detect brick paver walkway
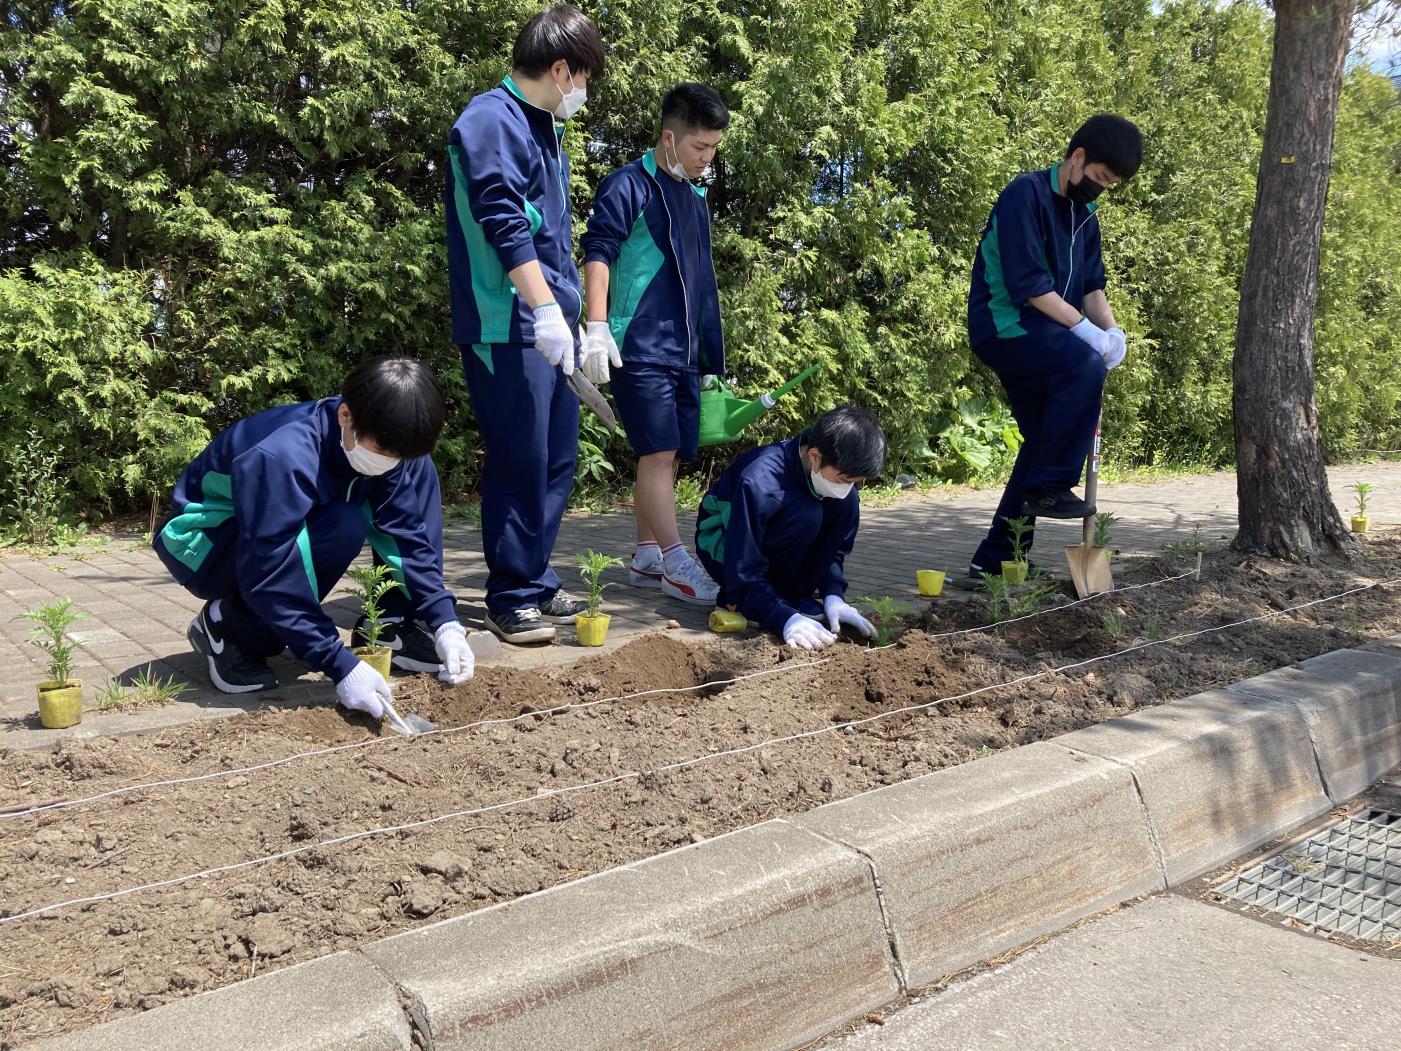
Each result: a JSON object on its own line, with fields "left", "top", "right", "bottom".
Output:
{"left": 4, "top": 462, "right": 1398, "bottom": 749}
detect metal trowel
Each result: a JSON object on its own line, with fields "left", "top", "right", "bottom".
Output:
{"left": 567, "top": 371, "right": 619, "bottom": 431}
{"left": 381, "top": 697, "right": 435, "bottom": 738}
{"left": 1065, "top": 417, "right": 1113, "bottom": 598}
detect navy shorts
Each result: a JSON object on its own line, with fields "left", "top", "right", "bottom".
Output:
{"left": 611, "top": 362, "right": 701, "bottom": 460}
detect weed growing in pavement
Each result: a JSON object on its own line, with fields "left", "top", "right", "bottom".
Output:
{"left": 855, "top": 594, "right": 916, "bottom": 646}
{"left": 96, "top": 666, "right": 188, "bottom": 710}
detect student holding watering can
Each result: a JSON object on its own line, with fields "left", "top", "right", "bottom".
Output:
{"left": 446, "top": 5, "right": 606, "bottom": 645}
{"left": 963, "top": 115, "right": 1141, "bottom": 583}
{"left": 580, "top": 83, "right": 729, "bottom": 607}
{"left": 695, "top": 407, "right": 885, "bottom": 652}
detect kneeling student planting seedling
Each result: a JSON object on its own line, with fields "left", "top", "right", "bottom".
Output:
{"left": 694, "top": 406, "right": 886, "bottom": 652}
{"left": 21, "top": 597, "right": 86, "bottom": 728}
{"left": 152, "top": 358, "right": 475, "bottom": 722}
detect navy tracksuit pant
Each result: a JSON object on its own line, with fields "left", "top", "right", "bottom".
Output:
{"left": 970, "top": 328, "right": 1107, "bottom": 570}
{"left": 175, "top": 502, "right": 412, "bottom": 657}
{"left": 462, "top": 342, "right": 579, "bottom": 614}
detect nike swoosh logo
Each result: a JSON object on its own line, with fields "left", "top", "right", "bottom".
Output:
{"left": 204, "top": 614, "right": 225, "bottom": 655}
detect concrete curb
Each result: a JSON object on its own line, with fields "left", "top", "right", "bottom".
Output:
{"left": 26, "top": 635, "right": 1401, "bottom": 1051}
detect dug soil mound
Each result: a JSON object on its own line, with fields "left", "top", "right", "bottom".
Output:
{"left": 2, "top": 534, "right": 1399, "bottom": 1046}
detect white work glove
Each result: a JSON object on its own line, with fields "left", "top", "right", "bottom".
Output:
{"left": 1069, "top": 317, "right": 1111, "bottom": 358}
{"left": 1101, "top": 326, "right": 1127, "bottom": 370}
{"left": 782, "top": 612, "right": 838, "bottom": 651}
{"left": 336, "top": 660, "right": 392, "bottom": 720}
{"left": 434, "top": 621, "right": 474, "bottom": 685}
{"left": 824, "top": 595, "right": 876, "bottom": 639}
{"left": 532, "top": 302, "right": 575, "bottom": 376}
{"left": 581, "top": 321, "right": 621, "bottom": 386}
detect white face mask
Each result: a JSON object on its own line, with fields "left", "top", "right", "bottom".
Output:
{"left": 553, "top": 67, "right": 587, "bottom": 120}
{"left": 343, "top": 426, "right": 400, "bottom": 477}
{"left": 807, "top": 453, "right": 854, "bottom": 500}
{"left": 663, "top": 134, "right": 687, "bottom": 180}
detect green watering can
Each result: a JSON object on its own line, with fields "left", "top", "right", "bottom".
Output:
{"left": 698, "top": 363, "right": 822, "bottom": 446}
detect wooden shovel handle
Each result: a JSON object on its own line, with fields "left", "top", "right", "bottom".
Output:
{"left": 1082, "top": 416, "right": 1101, "bottom": 548}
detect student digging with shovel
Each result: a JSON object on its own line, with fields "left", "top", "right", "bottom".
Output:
{"left": 961, "top": 114, "right": 1141, "bottom": 585}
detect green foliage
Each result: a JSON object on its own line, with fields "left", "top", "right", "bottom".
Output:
{"left": 1002, "top": 515, "right": 1033, "bottom": 565}
{"left": 0, "top": 0, "right": 1397, "bottom": 530}
{"left": 0, "top": 429, "right": 86, "bottom": 548}
{"left": 1099, "top": 610, "right": 1127, "bottom": 641}
{"left": 854, "top": 594, "right": 915, "bottom": 646}
{"left": 978, "top": 574, "right": 1058, "bottom": 621}
{"left": 1093, "top": 512, "right": 1117, "bottom": 549}
{"left": 342, "top": 564, "right": 406, "bottom": 650}
{"left": 1350, "top": 482, "right": 1374, "bottom": 516}
{"left": 1161, "top": 524, "right": 1210, "bottom": 558}
{"left": 575, "top": 550, "right": 625, "bottom": 616}
{"left": 20, "top": 598, "right": 85, "bottom": 685}
{"left": 96, "top": 666, "right": 188, "bottom": 710}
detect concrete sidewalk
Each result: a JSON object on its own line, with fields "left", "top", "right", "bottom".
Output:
{"left": 817, "top": 894, "right": 1401, "bottom": 1050}
{"left": 2, "top": 462, "right": 1397, "bottom": 747}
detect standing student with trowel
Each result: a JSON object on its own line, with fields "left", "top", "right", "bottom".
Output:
{"left": 580, "top": 83, "right": 729, "bottom": 607}
{"left": 446, "top": 4, "right": 606, "bottom": 645}
{"left": 152, "top": 358, "right": 475, "bottom": 720}
{"left": 962, "top": 115, "right": 1141, "bottom": 584}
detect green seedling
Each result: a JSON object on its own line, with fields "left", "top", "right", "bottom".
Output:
{"left": 1093, "top": 511, "right": 1117, "bottom": 549}
{"left": 1161, "top": 524, "right": 1208, "bottom": 558}
{"left": 576, "top": 550, "right": 625, "bottom": 617}
{"left": 20, "top": 598, "right": 86, "bottom": 686}
{"left": 1002, "top": 515, "right": 1033, "bottom": 566}
{"left": 977, "top": 572, "right": 1013, "bottom": 621}
{"left": 854, "top": 595, "right": 916, "bottom": 646}
{"left": 97, "top": 666, "right": 188, "bottom": 710}
{"left": 1351, "top": 482, "right": 1374, "bottom": 517}
{"left": 343, "top": 564, "right": 407, "bottom": 651}
{"left": 1099, "top": 610, "right": 1128, "bottom": 641}
{"left": 1141, "top": 613, "right": 1161, "bottom": 643}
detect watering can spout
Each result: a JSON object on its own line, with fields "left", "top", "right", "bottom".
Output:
{"left": 698, "top": 364, "right": 822, "bottom": 446}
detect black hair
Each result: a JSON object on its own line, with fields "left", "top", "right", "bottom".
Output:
{"left": 1065, "top": 114, "right": 1143, "bottom": 180}
{"left": 661, "top": 83, "right": 730, "bottom": 135}
{"left": 512, "top": 4, "right": 606, "bottom": 80}
{"left": 341, "top": 358, "right": 446, "bottom": 459}
{"left": 804, "top": 406, "right": 887, "bottom": 478}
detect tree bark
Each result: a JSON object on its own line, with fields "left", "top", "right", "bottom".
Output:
{"left": 1232, "top": 0, "right": 1360, "bottom": 561}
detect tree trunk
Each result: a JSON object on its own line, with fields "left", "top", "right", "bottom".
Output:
{"left": 1232, "top": 0, "right": 1359, "bottom": 561}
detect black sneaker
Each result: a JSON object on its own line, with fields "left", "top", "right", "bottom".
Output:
{"left": 1022, "top": 490, "right": 1095, "bottom": 519}
{"left": 351, "top": 616, "right": 441, "bottom": 674}
{"left": 537, "top": 590, "right": 587, "bottom": 624}
{"left": 187, "top": 602, "right": 278, "bottom": 694}
{"left": 484, "top": 607, "right": 556, "bottom": 644}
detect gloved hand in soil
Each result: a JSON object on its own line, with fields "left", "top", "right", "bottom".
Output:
{"left": 434, "top": 621, "right": 474, "bottom": 685}
{"left": 823, "top": 595, "right": 876, "bottom": 639}
{"left": 783, "top": 612, "right": 837, "bottom": 651}
{"left": 1101, "top": 326, "right": 1127, "bottom": 370}
{"left": 581, "top": 321, "right": 621, "bottom": 385}
{"left": 336, "top": 661, "right": 392, "bottom": 720}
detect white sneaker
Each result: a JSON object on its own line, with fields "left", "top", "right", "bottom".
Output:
{"left": 661, "top": 557, "right": 720, "bottom": 606}
{"left": 629, "top": 552, "right": 664, "bottom": 589}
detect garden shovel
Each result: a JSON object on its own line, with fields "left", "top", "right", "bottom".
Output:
{"left": 1065, "top": 417, "right": 1113, "bottom": 598}
{"left": 380, "top": 697, "right": 435, "bottom": 738}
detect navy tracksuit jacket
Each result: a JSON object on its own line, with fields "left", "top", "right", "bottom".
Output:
{"left": 153, "top": 398, "right": 456, "bottom": 683}
{"left": 447, "top": 76, "right": 581, "bottom": 613}
{"left": 694, "top": 438, "right": 859, "bottom": 635}
{"left": 966, "top": 162, "right": 1111, "bottom": 569}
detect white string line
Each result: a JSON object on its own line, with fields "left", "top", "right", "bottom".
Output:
{"left": 4, "top": 575, "right": 1386, "bottom": 927}
{"left": 1, "top": 570, "right": 1197, "bottom": 822}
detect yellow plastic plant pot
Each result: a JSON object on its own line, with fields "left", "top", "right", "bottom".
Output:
{"left": 1352, "top": 515, "right": 1370, "bottom": 534}
{"left": 575, "top": 613, "right": 611, "bottom": 647}
{"left": 37, "top": 680, "right": 83, "bottom": 729}
{"left": 1000, "top": 561, "right": 1028, "bottom": 586}
{"left": 916, "top": 570, "right": 945, "bottom": 597}
{"left": 353, "top": 647, "right": 393, "bottom": 680}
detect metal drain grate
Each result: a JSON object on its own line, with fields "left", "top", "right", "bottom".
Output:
{"left": 1214, "top": 809, "right": 1401, "bottom": 942}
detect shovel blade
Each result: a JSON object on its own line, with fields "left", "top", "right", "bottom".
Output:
{"left": 1065, "top": 543, "right": 1113, "bottom": 598}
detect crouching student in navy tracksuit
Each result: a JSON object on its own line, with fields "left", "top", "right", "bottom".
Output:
{"left": 580, "top": 83, "right": 728, "bottom": 608}
{"left": 153, "top": 359, "right": 475, "bottom": 721}
{"left": 695, "top": 407, "right": 886, "bottom": 652}
{"left": 965, "top": 114, "right": 1142, "bottom": 581}
{"left": 446, "top": 5, "right": 606, "bottom": 646}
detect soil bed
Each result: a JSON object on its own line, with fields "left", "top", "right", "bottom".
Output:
{"left": 2, "top": 536, "right": 1400, "bottom": 1046}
